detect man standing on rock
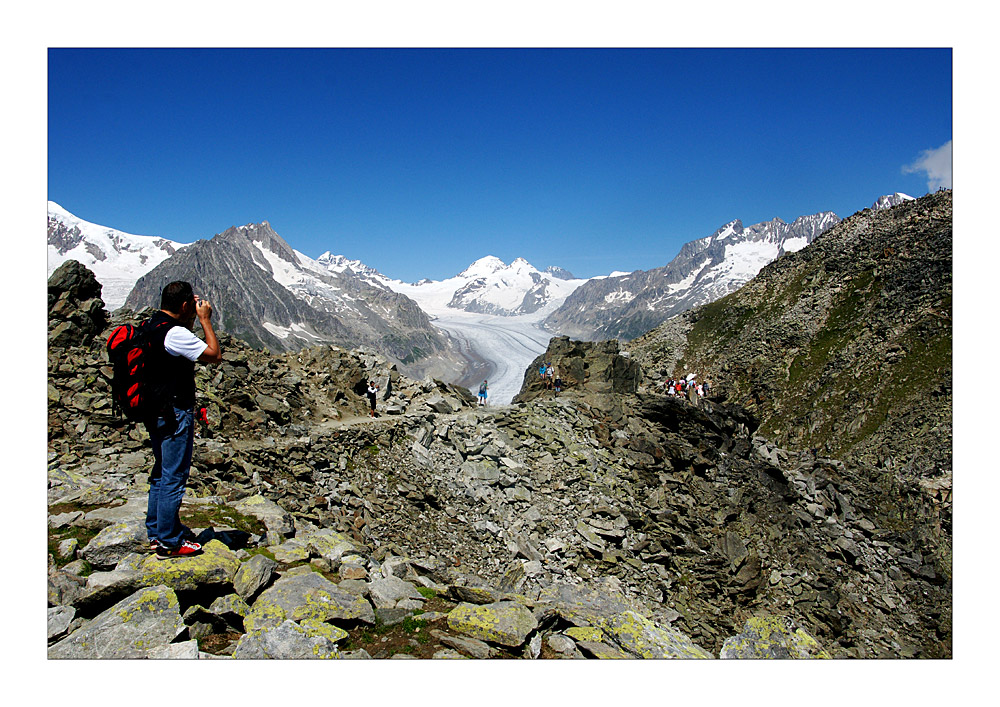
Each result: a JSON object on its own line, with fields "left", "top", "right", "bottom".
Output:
{"left": 145, "top": 281, "right": 222, "bottom": 560}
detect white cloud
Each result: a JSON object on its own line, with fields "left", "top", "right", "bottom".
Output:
{"left": 903, "top": 140, "right": 953, "bottom": 191}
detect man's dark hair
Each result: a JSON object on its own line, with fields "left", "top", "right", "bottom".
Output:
{"left": 160, "top": 281, "right": 195, "bottom": 313}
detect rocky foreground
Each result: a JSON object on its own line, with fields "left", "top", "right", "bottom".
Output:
{"left": 46, "top": 262, "right": 951, "bottom": 659}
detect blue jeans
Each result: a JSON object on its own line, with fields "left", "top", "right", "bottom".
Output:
{"left": 145, "top": 407, "right": 194, "bottom": 548}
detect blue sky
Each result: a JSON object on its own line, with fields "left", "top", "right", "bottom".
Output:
{"left": 48, "top": 48, "right": 952, "bottom": 282}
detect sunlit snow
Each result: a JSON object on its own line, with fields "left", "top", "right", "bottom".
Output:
{"left": 47, "top": 202, "right": 187, "bottom": 309}
{"left": 385, "top": 258, "right": 589, "bottom": 404}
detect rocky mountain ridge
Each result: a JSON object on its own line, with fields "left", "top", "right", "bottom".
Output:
{"left": 46, "top": 262, "right": 951, "bottom": 659}
{"left": 122, "top": 221, "right": 464, "bottom": 381}
{"left": 543, "top": 210, "right": 841, "bottom": 341}
{"left": 627, "top": 190, "right": 952, "bottom": 474}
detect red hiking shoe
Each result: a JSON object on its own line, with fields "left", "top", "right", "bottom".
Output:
{"left": 156, "top": 539, "right": 203, "bottom": 560}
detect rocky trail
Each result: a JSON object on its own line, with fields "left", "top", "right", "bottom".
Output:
{"left": 45, "top": 260, "right": 951, "bottom": 660}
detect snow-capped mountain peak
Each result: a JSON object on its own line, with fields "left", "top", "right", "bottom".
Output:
{"left": 873, "top": 193, "right": 916, "bottom": 210}
{"left": 384, "top": 256, "right": 588, "bottom": 319}
{"left": 316, "top": 251, "right": 384, "bottom": 280}
{"left": 47, "top": 202, "right": 189, "bottom": 309}
{"left": 458, "top": 255, "right": 508, "bottom": 279}
{"left": 543, "top": 207, "right": 844, "bottom": 341}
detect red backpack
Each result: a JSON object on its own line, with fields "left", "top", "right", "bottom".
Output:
{"left": 106, "top": 319, "right": 176, "bottom": 422}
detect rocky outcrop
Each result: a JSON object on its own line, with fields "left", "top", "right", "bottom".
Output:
{"left": 513, "top": 336, "right": 640, "bottom": 405}
{"left": 48, "top": 260, "right": 109, "bottom": 348}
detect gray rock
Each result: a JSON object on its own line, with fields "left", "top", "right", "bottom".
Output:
{"left": 244, "top": 571, "right": 376, "bottom": 630}
{"left": 432, "top": 648, "right": 468, "bottom": 659}
{"left": 56, "top": 538, "right": 79, "bottom": 561}
{"left": 80, "top": 518, "right": 148, "bottom": 569}
{"left": 48, "top": 585, "right": 186, "bottom": 659}
{"left": 447, "top": 601, "right": 538, "bottom": 647}
{"left": 368, "top": 575, "right": 423, "bottom": 609}
{"left": 342, "top": 648, "right": 373, "bottom": 659}
{"left": 49, "top": 511, "right": 84, "bottom": 529}
{"left": 80, "top": 495, "right": 149, "bottom": 528}
{"left": 232, "top": 620, "right": 341, "bottom": 659}
{"left": 61, "top": 558, "right": 88, "bottom": 576}
{"left": 271, "top": 539, "right": 310, "bottom": 564}
{"left": 48, "top": 569, "right": 86, "bottom": 607}
{"left": 136, "top": 540, "right": 241, "bottom": 592}
{"left": 232, "top": 494, "right": 295, "bottom": 537}
{"left": 437, "top": 632, "right": 495, "bottom": 658}
{"left": 75, "top": 567, "right": 143, "bottom": 611}
{"left": 374, "top": 607, "right": 414, "bottom": 626}
{"left": 546, "top": 633, "right": 577, "bottom": 654}
{"left": 183, "top": 604, "right": 224, "bottom": 640}
{"left": 147, "top": 640, "right": 200, "bottom": 659}
{"left": 209, "top": 593, "right": 251, "bottom": 629}
{"left": 720, "top": 616, "right": 831, "bottom": 659}
{"left": 425, "top": 395, "right": 457, "bottom": 414}
{"left": 47, "top": 606, "right": 76, "bottom": 641}
{"left": 234, "top": 553, "right": 279, "bottom": 602}
{"left": 461, "top": 461, "right": 501, "bottom": 486}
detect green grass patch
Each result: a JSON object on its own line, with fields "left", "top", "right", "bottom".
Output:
{"left": 47, "top": 525, "right": 101, "bottom": 569}
{"left": 179, "top": 504, "right": 267, "bottom": 536}
{"left": 245, "top": 547, "right": 277, "bottom": 562}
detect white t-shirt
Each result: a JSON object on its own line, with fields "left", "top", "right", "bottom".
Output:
{"left": 164, "top": 326, "right": 208, "bottom": 362}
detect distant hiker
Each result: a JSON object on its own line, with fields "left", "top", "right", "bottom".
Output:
{"left": 478, "top": 380, "right": 489, "bottom": 406}
{"left": 144, "top": 281, "right": 221, "bottom": 560}
{"left": 554, "top": 376, "right": 562, "bottom": 394}
{"left": 367, "top": 381, "right": 379, "bottom": 417}
{"left": 544, "top": 362, "right": 554, "bottom": 389}
{"left": 539, "top": 363, "right": 547, "bottom": 383}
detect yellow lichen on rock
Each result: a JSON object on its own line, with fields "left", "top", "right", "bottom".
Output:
{"left": 446, "top": 601, "right": 537, "bottom": 647}
{"left": 719, "top": 616, "right": 831, "bottom": 659}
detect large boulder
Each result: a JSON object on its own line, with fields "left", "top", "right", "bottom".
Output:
{"left": 513, "top": 336, "right": 641, "bottom": 403}
{"left": 47, "top": 260, "right": 108, "bottom": 347}
{"left": 537, "top": 580, "right": 711, "bottom": 659}
{"left": 243, "top": 571, "right": 376, "bottom": 631}
{"left": 48, "top": 585, "right": 185, "bottom": 659}
{"left": 80, "top": 518, "right": 148, "bottom": 569}
{"left": 232, "top": 619, "right": 341, "bottom": 659}
{"left": 446, "top": 600, "right": 538, "bottom": 647}
{"left": 719, "top": 616, "right": 831, "bottom": 659}
{"left": 137, "top": 540, "right": 241, "bottom": 591}
{"left": 48, "top": 259, "right": 103, "bottom": 304}
{"left": 234, "top": 553, "right": 279, "bottom": 602}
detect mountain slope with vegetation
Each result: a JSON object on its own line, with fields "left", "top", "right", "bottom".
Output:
{"left": 629, "top": 190, "right": 951, "bottom": 474}
{"left": 627, "top": 191, "right": 952, "bottom": 592}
